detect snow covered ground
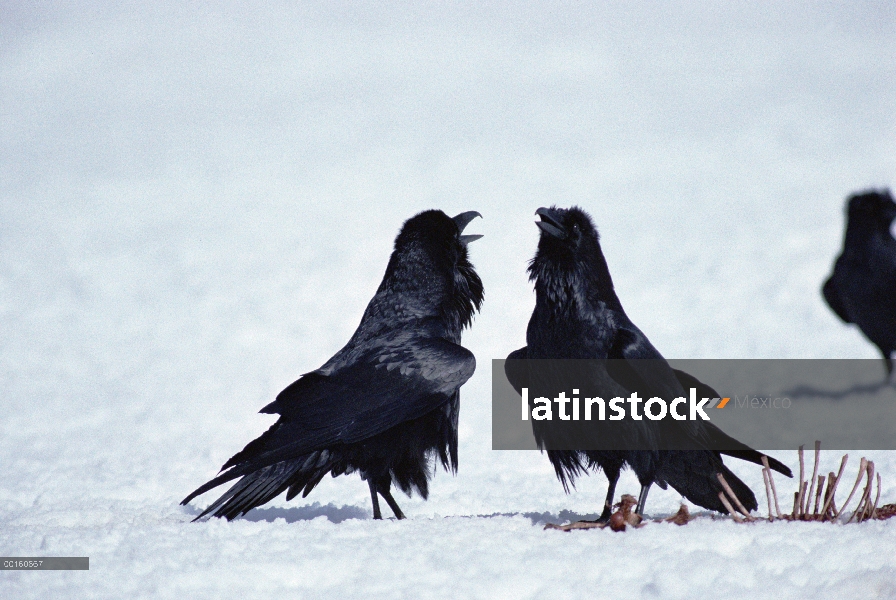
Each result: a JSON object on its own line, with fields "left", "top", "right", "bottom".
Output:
{"left": 2, "top": 2, "right": 895, "bottom": 598}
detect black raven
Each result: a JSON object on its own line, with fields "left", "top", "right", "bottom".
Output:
{"left": 182, "top": 210, "right": 483, "bottom": 520}
{"left": 506, "top": 206, "right": 791, "bottom": 520}
{"left": 823, "top": 190, "right": 896, "bottom": 376}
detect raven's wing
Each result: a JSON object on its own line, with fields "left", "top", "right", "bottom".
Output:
{"left": 606, "top": 323, "right": 687, "bottom": 400}
{"left": 505, "top": 344, "right": 655, "bottom": 452}
{"left": 605, "top": 323, "right": 763, "bottom": 511}
{"left": 605, "top": 324, "right": 787, "bottom": 470}
{"left": 183, "top": 336, "right": 474, "bottom": 506}
{"left": 504, "top": 346, "right": 528, "bottom": 394}
{"left": 216, "top": 335, "right": 474, "bottom": 478}
{"left": 605, "top": 323, "right": 718, "bottom": 451}
{"left": 822, "top": 275, "right": 851, "bottom": 323}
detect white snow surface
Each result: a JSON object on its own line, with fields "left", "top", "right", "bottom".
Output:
{"left": 2, "top": 2, "right": 896, "bottom": 598}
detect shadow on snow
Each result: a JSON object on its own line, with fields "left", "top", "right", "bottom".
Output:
{"left": 182, "top": 503, "right": 702, "bottom": 525}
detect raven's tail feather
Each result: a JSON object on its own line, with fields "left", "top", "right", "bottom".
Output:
{"left": 180, "top": 468, "right": 245, "bottom": 507}
{"left": 546, "top": 450, "right": 588, "bottom": 493}
{"left": 704, "top": 422, "right": 793, "bottom": 477}
{"left": 184, "top": 450, "right": 335, "bottom": 521}
{"left": 661, "top": 451, "right": 758, "bottom": 514}
{"left": 673, "top": 370, "right": 794, "bottom": 479}
{"left": 720, "top": 448, "right": 791, "bottom": 478}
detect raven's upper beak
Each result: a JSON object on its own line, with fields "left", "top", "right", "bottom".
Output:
{"left": 535, "top": 207, "right": 566, "bottom": 239}
{"left": 453, "top": 211, "right": 483, "bottom": 244}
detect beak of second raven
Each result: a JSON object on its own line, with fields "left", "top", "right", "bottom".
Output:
{"left": 535, "top": 207, "right": 566, "bottom": 239}
{"left": 453, "top": 211, "right": 483, "bottom": 244}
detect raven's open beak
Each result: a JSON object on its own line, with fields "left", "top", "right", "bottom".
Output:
{"left": 535, "top": 207, "right": 566, "bottom": 239}
{"left": 453, "top": 211, "right": 483, "bottom": 244}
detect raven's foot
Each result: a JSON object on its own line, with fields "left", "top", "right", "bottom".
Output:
{"left": 379, "top": 487, "right": 406, "bottom": 520}
{"left": 368, "top": 478, "right": 406, "bottom": 520}
{"left": 544, "top": 520, "right": 606, "bottom": 531}
{"left": 545, "top": 494, "right": 644, "bottom": 532}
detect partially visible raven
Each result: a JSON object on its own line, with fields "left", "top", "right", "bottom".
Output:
{"left": 823, "top": 190, "right": 896, "bottom": 376}
{"left": 506, "top": 206, "right": 791, "bottom": 520}
{"left": 182, "top": 210, "right": 483, "bottom": 520}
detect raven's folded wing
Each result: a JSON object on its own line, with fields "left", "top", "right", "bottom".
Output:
{"left": 606, "top": 324, "right": 684, "bottom": 400}
{"left": 503, "top": 346, "right": 529, "bottom": 394}
{"left": 606, "top": 323, "right": 716, "bottom": 451}
{"left": 505, "top": 343, "right": 658, "bottom": 452}
{"left": 822, "top": 276, "right": 851, "bottom": 323}
{"left": 218, "top": 335, "right": 475, "bottom": 474}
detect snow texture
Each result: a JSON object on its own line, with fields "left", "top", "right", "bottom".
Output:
{"left": 2, "top": 2, "right": 895, "bottom": 598}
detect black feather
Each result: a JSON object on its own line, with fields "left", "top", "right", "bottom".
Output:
{"left": 822, "top": 190, "right": 896, "bottom": 376}
{"left": 182, "top": 209, "right": 483, "bottom": 520}
{"left": 506, "top": 205, "right": 791, "bottom": 519}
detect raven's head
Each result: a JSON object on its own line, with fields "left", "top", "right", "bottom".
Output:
{"left": 528, "top": 206, "right": 621, "bottom": 309}
{"left": 534, "top": 206, "right": 600, "bottom": 254}
{"left": 383, "top": 209, "right": 484, "bottom": 331}
{"left": 846, "top": 189, "right": 896, "bottom": 233}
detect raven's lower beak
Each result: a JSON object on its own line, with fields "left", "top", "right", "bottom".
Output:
{"left": 535, "top": 207, "right": 566, "bottom": 239}
{"left": 453, "top": 211, "right": 483, "bottom": 244}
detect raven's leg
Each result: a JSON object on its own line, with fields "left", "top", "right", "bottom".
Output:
{"left": 368, "top": 480, "right": 382, "bottom": 520}
{"left": 874, "top": 345, "right": 894, "bottom": 378}
{"left": 597, "top": 458, "right": 624, "bottom": 521}
{"left": 543, "top": 471, "right": 621, "bottom": 531}
{"left": 378, "top": 483, "right": 406, "bottom": 520}
{"left": 598, "top": 474, "right": 619, "bottom": 522}
{"left": 635, "top": 483, "right": 651, "bottom": 516}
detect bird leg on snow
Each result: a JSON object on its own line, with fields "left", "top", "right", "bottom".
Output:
{"left": 367, "top": 479, "right": 406, "bottom": 520}
{"left": 542, "top": 480, "right": 623, "bottom": 530}
{"left": 881, "top": 350, "right": 893, "bottom": 379}
{"left": 544, "top": 495, "right": 642, "bottom": 532}
{"left": 368, "top": 480, "right": 383, "bottom": 520}
{"left": 379, "top": 485, "right": 406, "bottom": 520}
{"left": 598, "top": 477, "right": 619, "bottom": 522}
{"left": 635, "top": 484, "right": 651, "bottom": 516}
{"left": 549, "top": 477, "right": 618, "bottom": 526}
